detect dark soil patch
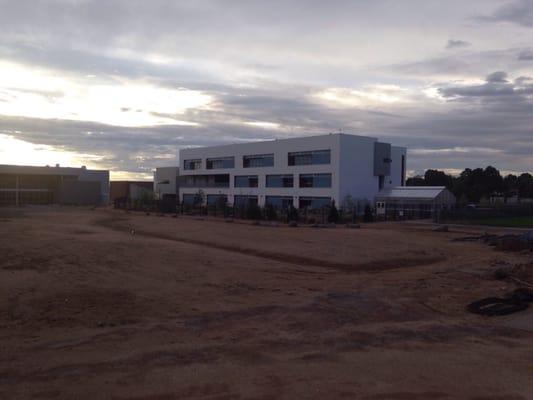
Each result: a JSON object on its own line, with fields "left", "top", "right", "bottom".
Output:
{"left": 95, "top": 214, "right": 445, "bottom": 273}
{"left": 1, "top": 255, "right": 52, "bottom": 272}
{"left": 21, "top": 288, "right": 147, "bottom": 328}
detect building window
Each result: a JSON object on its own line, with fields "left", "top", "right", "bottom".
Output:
{"left": 266, "top": 174, "right": 293, "bottom": 188}
{"left": 207, "top": 194, "right": 227, "bottom": 206}
{"left": 243, "top": 154, "right": 274, "bottom": 168}
{"left": 179, "top": 174, "right": 230, "bottom": 188}
{"left": 184, "top": 159, "right": 201, "bottom": 170}
{"left": 234, "top": 195, "right": 258, "bottom": 208}
{"left": 206, "top": 156, "right": 234, "bottom": 169}
{"left": 288, "top": 149, "right": 330, "bottom": 166}
{"left": 299, "top": 197, "right": 331, "bottom": 209}
{"left": 299, "top": 173, "right": 332, "bottom": 188}
{"left": 234, "top": 175, "right": 258, "bottom": 188}
{"left": 265, "top": 196, "right": 293, "bottom": 209}
{"left": 182, "top": 193, "right": 197, "bottom": 205}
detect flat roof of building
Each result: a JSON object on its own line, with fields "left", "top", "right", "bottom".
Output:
{"left": 180, "top": 133, "right": 406, "bottom": 152}
{"left": 0, "top": 164, "right": 108, "bottom": 176}
{"left": 376, "top": 186, "right": 448, "bottom": 200}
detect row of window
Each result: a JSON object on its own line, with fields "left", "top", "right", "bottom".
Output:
{"left": 179, "top": 174, "right": 229, "bottom": 188}
{"left": 182, "top": 193, "right": 331, "bottom": 209}
{"left": 183, "top": 149, "right": 331, "bottom": 170}
{"left": 234, "top": 173, "right": 331, "bottom": 188}
{"left": 179, "top": 173, "right": 331, "bottom": 188}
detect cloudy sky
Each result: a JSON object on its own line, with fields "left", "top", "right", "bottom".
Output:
{"left": 0, "top": 0, "right": 532, "bottom": 179}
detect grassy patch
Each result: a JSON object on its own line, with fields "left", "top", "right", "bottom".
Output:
{"left": 452, "top": 216, "right": 533, "bottom": 228}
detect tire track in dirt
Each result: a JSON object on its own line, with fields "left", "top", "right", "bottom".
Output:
{"left": 94, "top": 213, "right": 445, "bottom": 274}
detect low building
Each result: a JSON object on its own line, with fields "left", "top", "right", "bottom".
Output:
{"left": 178, "top": 133, "right": 406, "bottom": 209}
{"left": 109, "top": 181, "right": 153, "bottom": 203}
{"left": 375, "top": 186, "right": 456, "bottom": 219}
{"left": 0, "top": 164, "right": 109, "bottom": 206}
{"left": 153, "top": 167, "right": 179, "bottom": 201}
{"left": 489, "top": 193, "right": 520, "bottom": 205}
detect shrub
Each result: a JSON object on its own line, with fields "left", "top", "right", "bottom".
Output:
{"left": 364, "top": 205, "right": 374, "bottom": 222}
{"left": 287, "top": 205, "right": 299, "bottom": 222}
{"left": 265, "top": 205, "right": 277, "bottom": 221}
{"left": 246, "top": 203, "right": 262, "bottom": 220}
{"left": 328, "top": 200, "right": 339, "bottom": 224}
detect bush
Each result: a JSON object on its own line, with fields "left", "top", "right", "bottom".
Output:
{"left": 328, "top": 200, "right": 339, "bottom": 224}
{"left": 216, "top": 195, "right": 227, "bottom": 211}
{"left": 265, "top": 205, "right": 277, "bottom": 221}
{"left": 193, "top": 190, "right": 205, "bottom": 207}
{"left": 287, "top": 205, "right": 299, "bottom": 222}
{"left": 246, "top": 203, "right": 262, "bottom": 220}
{"left": 364, "top": 205, "right": 374, "bottom": 222}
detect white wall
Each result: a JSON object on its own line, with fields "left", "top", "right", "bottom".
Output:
{"left": 179, "top": 134, "right": 340, "bottom": 207}
{"left": 154, "top": 167, "right": 179, "bottom": 199}
{"left": 338, "top": 137, "right": 407, "bottom": 208}
{"left": 338, "top": 134, "right": 379, "bottom": 206}
{"left": 179, "top": 133, "right": 406, "bottom": 208}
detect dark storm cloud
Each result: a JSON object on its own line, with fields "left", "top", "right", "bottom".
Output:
{"left": 0, "top": 78, "right": 410, "bottom": 174}
{"left": 387, "top": 108, "right": 533, "bottom": 173}
{"left": 3, "top": 67, "right": 532, "bottom": 176}
{"left": 446, "top": 39, "right": 471, "bottom": 49}
{"left": 515, "top": 76, "right": 533, "bottom": 85}
{"left": 518, "top": 50, "right": 533, "bottom": 60}
{"left": 387, "top": 48, "right": 533, "bottom": 80}
{"left": 0, "top": 42, "right": 219, "bottom": 87}
{"left": 438, "top": 71, "right": 533, "bottom": 99}
{"left": 486, "top": 71, "right": 508, "bottom": 83}
{"left": 0, "top": 0, "right": 531, "bottom": 176}
{"left": 483, "top": 0, "right": 533, "bottom": 27}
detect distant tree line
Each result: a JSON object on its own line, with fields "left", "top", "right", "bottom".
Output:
{"left": 406, "top": 166, "right": 533, "bottom": 204}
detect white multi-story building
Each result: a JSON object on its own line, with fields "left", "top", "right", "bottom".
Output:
{"left": 178, "top": 133, "right": 406, "bottom": 209}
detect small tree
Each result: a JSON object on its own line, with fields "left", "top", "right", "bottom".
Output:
{"left": 193, "top": 189, "right": 205, "bottom": 207}
{"left": 246, "top": 202, "right": 262, "bottom": 220}
{"left": 216, "top": 195, "right": 227, "bottom": 216}
{"left": 328, "top": 200, "right": 339, "bottom": 224}
{"left": 363, "top": 204, "right": 374, "bottom": 222}
{"left": 138, "top": 189, "right": 153, "bottom": 211}
{"left": 265, "top": 205, "right": 277, "bottom": 221}
{"left": 342, "top": 195, "right": 356, "bottom": 223}
{"left": 287, "top": 204, "right": 299, "bottom": 222}
{"left": 191, "top": 189, "right": 205, "bottom": 214}
{"left": 237, "top": 203, "right": 246, "bottom": 219}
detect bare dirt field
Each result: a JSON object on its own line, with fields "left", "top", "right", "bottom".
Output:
{"left": 1, "top": 207, "right": 533, "bottom": 400}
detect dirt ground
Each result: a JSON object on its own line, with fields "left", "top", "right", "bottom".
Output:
{"left": 1, "top": 207, "right": 533, "bottom": 400}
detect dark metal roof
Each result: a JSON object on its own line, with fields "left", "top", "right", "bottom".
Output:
{"left": 376, "top": 186, "right": 448, "bottom": 200}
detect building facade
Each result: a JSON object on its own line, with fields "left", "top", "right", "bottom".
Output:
{"left": 110, "top": 181, "right": 154, "bottom": 203}
{"left": 178, "top": 134, "right": 406, "bottom": 209}
{"left": 153, "top": 167, "right": 179, "bottom": 200}
{"left": 0, "top": 164, "right": 109, "bottom": 206}
{"left": 375, "top": 186, "right": 456, "bottom": 219}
